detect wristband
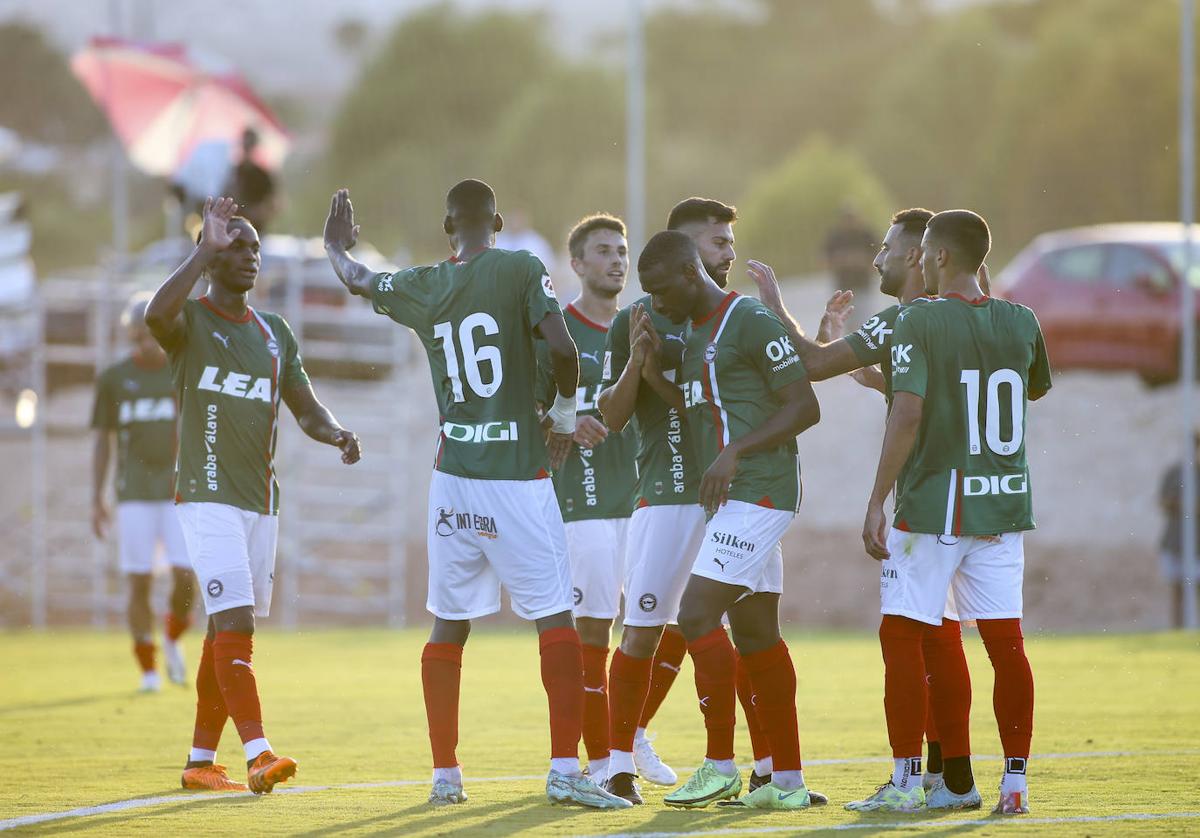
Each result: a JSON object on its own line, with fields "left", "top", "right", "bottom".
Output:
{"left": 545, "top": 392, "right": 577, "bottom": 435}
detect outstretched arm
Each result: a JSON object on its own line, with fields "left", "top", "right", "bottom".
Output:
{"left": 747, "top": 260, "right": 865, "bottom": 382}
{"left": 145, "top": 197, "right": 240, "bottom": 348}
{"left": 282, "top": 382, "right": 361, "bottom": 464}
{"left": 323, "top": 188, "right": 378, "bottom": 297}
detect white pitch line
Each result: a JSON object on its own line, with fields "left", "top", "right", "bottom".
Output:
{"left": 579, "top": 811, "right": 1200, "bottom": 838}
{"left": 2, "top": 750, "right": 1198, "bottom": 832}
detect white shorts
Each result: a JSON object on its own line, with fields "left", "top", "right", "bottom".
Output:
{"left": 881, "top": 528, "right": 1025, "bottom": 626}
{"left": 566, "top": 518, "right": 628, "bottom": 620}
{"left": 176, "top": 502, "right": 279, "bottom": 617}
{"left": 116, "top": 501, "right": 190, "bottom": 574}
{"left": 427, "top": 471, "right": 574, "bottom": 621}
{"left": 689, "top": 500, "right": 788, "bottom": 595}
{"left": 624, "top": 504, "right": 707, "bottom": 627}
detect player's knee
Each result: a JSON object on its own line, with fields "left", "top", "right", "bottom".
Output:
{"left": 976, "top": 618, "right": 1023, "bottom": 643}
{"left": 576, "top": 617, "right": 612, "bottom": 648}
{"left": 729, "top": 624, "right": 779, "bottom": 655}
{"left": 430, "top": 618, "right": 471, "bottom": 646}
{"left": 211, "top": 606, "right": 255, "bottom": 636}
{"left": 676, "top": 600, "right": 720, "bottom": 642}
{"left": 620, "top": 625, "right": 663, "bottom": 658}
{"left": 127, "top": 573, "right": 152, "bottom": 601}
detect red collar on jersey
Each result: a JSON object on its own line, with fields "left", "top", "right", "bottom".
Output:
{"left": 693, "top": 291, "right": 738, "bottom": 327}
{"left": 199, "top": 295, "right": 253, "bottom": 323}
{"left": 566, "top": 303, "right": 609, "bottom": 333}
{"left": 943, "top": 292, "right": 990, "bottom": 306}
{"left": 449, "top": 245, "right": 490, "bottom": 264}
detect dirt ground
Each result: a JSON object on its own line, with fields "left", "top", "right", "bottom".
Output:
{"left": 0, "top": 279, "right": 1184, "bottom": 630}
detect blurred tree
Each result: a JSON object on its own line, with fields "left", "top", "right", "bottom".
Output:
{"left": 0, "top": 23, "right": 105, "bottom": 144}
{"left": 735, "top": 136, "right": 894, "bottom": 277}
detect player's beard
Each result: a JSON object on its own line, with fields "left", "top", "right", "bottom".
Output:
{"left": 705, "top": 261, "right": 732, "bottom": 289}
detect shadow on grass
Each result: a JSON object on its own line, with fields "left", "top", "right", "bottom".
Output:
{"left": 0, "top": 691, "right": 145, "bottom": 716}
{"left": 8, "top": 791, "right": 269, "bottom": 836}
{"left": 288, "top": 792, "right": 564, "bottom": 837}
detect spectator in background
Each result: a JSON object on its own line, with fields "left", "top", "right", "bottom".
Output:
{"left": 1159, "top": 433, "right": 1200, "bottom": 628}
{"left": 495, "top": 208, "right": 556, "bottom": 275}
{"left": 823, "top": 206, "right": 877, "bottom": 300}
{"left": 225, "top": 127, "right": 277, "bottom": 233}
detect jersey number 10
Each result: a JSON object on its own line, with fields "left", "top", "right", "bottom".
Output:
{"left": 960, "top": 368, "right": 1023, "bottom": 456}
{"left": 434, "top": 313, "right": 503, "bottom": 402}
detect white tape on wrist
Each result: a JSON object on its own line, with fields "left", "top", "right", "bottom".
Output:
{"left": 546, "top": 393, "right": 576, "bottom": 435}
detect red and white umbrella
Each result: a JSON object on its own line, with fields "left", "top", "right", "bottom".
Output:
{"left": 71, "top": 36, "right": 290, "bottom": 177}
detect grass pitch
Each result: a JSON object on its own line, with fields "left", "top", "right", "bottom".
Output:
{"left": 0, "top": 628, "right": 1197, "bottom": 836}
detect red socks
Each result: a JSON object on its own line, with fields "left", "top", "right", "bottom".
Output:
{"left": 192, "top": 635, "right": 228, "bottom": 752}
{"left": 978, "top": 618, "right": 1034, "bottom": 759}
{"left": 741, "top": 640, "right": 802, "bottom": 771}
{"left": 735, "top": 650, "right": 773, "bottom": 763}
{"left": 581, "top": 644, "right": 611, "bottom": 762}
{"left": 609, "top": 649, "right": 653, "bottom": 752}
{"left": 688, "top": 628, "right": 737, "bottom": 761}
{"left": 539, "top": 627, "right": 584, "bottom": 760}
{"left": 211, "top": 632, "right": 264, "bottom": 745}
{"left": 879, "top": 615, "right": 928, "bottom": 758}
{"left": 422, "top": 643, "right": 463, "bottom": 768}
{"left": 166, "top": 613, "right": 191, "bottom": 643}
{"left": 924, "top": 619, "right": 972, "bottom": 759}
{"left": 638, "top": 628, "right": 687, "bottom": 728}
{"left": 133, "top": 641, "right": 156, "bottom": 673}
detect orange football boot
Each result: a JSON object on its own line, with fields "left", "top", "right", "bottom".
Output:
{"left": 181, "top": 764, "right": 249, "bottom": 792}
{"left": 247, "top": 751, "right": 298, "bottom": 794}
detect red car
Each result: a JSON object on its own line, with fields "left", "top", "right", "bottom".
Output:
{"left": 999, "top": 223, "right": 1199, "bottom": 385}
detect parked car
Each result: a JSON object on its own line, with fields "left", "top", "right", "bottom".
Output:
{"left": 998, "top": 223, "right": 1200, "bottom": 386}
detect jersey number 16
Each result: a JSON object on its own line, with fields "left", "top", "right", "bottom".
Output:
{"left": 434, "top": 313, "right": 503, "bottom": 402}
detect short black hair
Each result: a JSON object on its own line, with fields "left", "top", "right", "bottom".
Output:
{"left": 567, "top": 214, "right": 626, "bottom": 259}
{"left": 638, "top": 230, "right": 698, "bottom": 276}
{"left": 926, "top": 209, "right": 991, "bottom": 272}
{"left": 667, "top": 197, "right": 737, "bottom": 230}
{"left": 195, "top": 215, "right": 254, "bottom": 245}
{"left": 890, "top": 207, "right": 934, "bottom": 241}
{"left": 446, "top": 178, "right": 497, "bottom": 219}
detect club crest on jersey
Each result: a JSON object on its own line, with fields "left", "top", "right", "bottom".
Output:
{"left": 377, "top": 275, "right": 394, "bottom": 293}
{"left": 266, "top": 338, "right": 279, "bottom": 358}
{"left": 703, "top": 342, "right": 718, "bottom": 363}
{"left": 196, "top": 366, "right": 272, "bottom": 402}
{"left": 541, "top": 273, "right": 557, "bottom": 299}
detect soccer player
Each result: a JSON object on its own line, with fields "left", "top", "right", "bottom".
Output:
{"left": 633, "top": 231, "right": 823, "bottom": 811}
{"left": 535, "top": 214, "right": 638, "bottom": 787}
{"left": 751, "top": 209, "right": 980, "bottom": 806}
{"left": 146, "top": 197, "right": 362, "bottom": 794}
{"left": 851, "top": 210, "right": 1051, "bottom": 815}
{"left": 92, "top": 293, "right": 195, "bottom": 692}
{"left": 322, "top": 181, "right": 630, "bottom": 810}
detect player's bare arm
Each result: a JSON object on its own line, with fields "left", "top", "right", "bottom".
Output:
{"left": 323, "top": 188, "right": 376, "bottom": 297}
{"left": 596, "top": 307, "right": 650, "bottom": 433}
{"left": 91, "top": 429, "right": 112, "bottom": 539}
{"left": 816, "top": 290, "right": 886, "bottom": 393}
{"left": 862, "top": 390, "right": 923, "bottom": 560}
{"left": 698, "top": 377, "right": 820, "bottom": 514}
{"left": 632, "top": 305, "right": 684, "bottom": 413}
{"left": 281, "top": 382, "right": 362, "bottom": 465}
{"left": 145, "top": 197, "right": 241, "bottom": 347}
{"left": 747, "top": 260, "right": 863, "bottom": 382}
{"left": 536, "top": 310, "right": 580, "bottom": 470}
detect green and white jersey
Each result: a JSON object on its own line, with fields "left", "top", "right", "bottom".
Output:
{"left": 91, "top": 356, "right": 177, "bottom": 502}
{"left": 680, "top": 292, "right": 810, "bottom": 511}
{"left": 163, "top": 297, "right": 309, "bottom": 515}
{"left": 890, "top": 295, "right": 1052, "bottom": 536}
{"left": 843, "top": 297, "right": 933, "bottom": 405}
{"left": 602, "top": 295, "right": 701, "bottom": 508}
{"left": 536, "top": 304, "right": 637, "bottom": 521}
{"left": 371, "top": 247, "right": 560, "bottom": 481}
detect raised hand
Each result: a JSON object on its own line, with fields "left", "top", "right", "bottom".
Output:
{"left": 324, "top": 188, "right": 360, "bottom": 253}
{"left": 637, "top": 309, "right": 664, "bottom": 380}
{"left": 817, "top": 290, "right": 856, "bottom": 342}
{"left": 747, "top": 259, "right": 783, "bottom": 310}
{"left": 200, "top": 197, "right": 242, "bottom": 251}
